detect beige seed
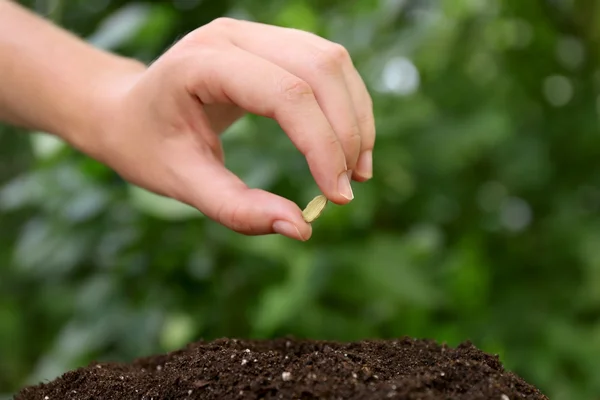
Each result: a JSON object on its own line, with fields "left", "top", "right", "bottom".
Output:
{"left": 302, "top": 194, "right": 328, "bottom": 223}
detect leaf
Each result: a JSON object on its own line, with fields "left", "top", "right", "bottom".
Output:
{"left": 127, "top": 185, "right": 203, "bottom": 221}
{"left": 86, "top": 3, "right": 153, "bottom": 50}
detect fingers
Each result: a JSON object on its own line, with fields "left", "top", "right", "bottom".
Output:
{"left": 230, "top": 35, "right": 361, "bottom": 172}
{"left": 207, "top": 18, "right": 374, "bottom": 181}
{"left": 185, "top": 45, "right": 354, "bottom": 204}
{"left": 175, "top": 151, "right": 312, "bottom": 240}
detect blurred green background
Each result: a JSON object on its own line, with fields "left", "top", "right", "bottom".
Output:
{"left": 1, "top": 0, "right": 599, "bottom": 398}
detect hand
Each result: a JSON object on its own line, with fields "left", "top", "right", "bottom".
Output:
{"left": 83, "top": 18, "right": 375, "bottom": 241}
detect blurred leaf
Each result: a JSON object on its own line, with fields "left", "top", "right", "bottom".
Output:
{"left": 275, "top": 0, "right": 318, "bottom": 32}
{"left": 87, "top": 3, "right": 153, "bottom": 50}
{"left": 160, "top": 313, "right": 196, "bottom": 351}
{"left": 127, "top": 184, "right": 202, "bottom": 220}
{"left": 29, "top": 132, "right": 66, "bottom": 160}
{"left": 252, "top": 249, "right": 317, "bottom": 337}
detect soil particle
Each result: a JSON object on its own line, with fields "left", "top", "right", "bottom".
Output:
{"left": 15, "top": 336, "right": 548, "bottom": 400}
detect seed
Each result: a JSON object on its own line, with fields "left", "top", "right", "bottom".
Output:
{"left": 302, "top": 195, "right": 328, "bottom": 223}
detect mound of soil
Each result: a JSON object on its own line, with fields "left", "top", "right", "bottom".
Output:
{"left": 16, "top": 336, "right": 547, "bottom": 399}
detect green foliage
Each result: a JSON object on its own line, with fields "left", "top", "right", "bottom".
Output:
{"left": 1, "top": 0, "right": 600, "bottom": 399}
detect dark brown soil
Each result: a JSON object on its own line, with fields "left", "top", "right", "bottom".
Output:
{"left": 15, "top": 336, "right": 547, "bottom": 400}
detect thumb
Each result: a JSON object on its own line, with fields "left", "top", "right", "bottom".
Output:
{"left": 175, "top": 153, "right": 312, "bottom": 241}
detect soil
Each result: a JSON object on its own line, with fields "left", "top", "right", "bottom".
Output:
{"left": 15, "top": 336, "right": 548, "bottom": 400}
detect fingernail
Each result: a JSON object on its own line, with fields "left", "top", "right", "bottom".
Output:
{"left": 273, "top": 220, "right": 305, "bottom": 241}
{"left": 357, "top": 150, "right": 372, "bottom": 179}
{"left": 338, "top": 170, "right": 354, "bottom": 200}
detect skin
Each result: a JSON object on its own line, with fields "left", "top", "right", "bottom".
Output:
{"left": 0, "top": 1, "right": 375, "bottom": 241}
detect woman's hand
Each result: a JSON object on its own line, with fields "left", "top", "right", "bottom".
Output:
{"left": 82, "top": 18, "right": 375, "bottom": 241}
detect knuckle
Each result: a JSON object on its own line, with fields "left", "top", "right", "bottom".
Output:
{"left": 342, "top": 129, "right": 362, "bottom": 164}
{"left": 363, "top": 94, "right": 374, "bottom": 110}
{"left": 306, "top": 134, "right": 340, "bottom": 161}
{"left": 209, "top": 17, "right": 237, "bottom": 30}
{"left": 179, "top": 48, "right": 221, "bottom": 93}
{"left": 321, "top": 135, "right": 343, "bottom": 159}
{"left": 279, "top": 77, "right": 314, "bottom": 102}
{"left": 191, "top": 17, "right": 236, "bottom": 41}
{"left": 216, "top": 201, "right": 249, "bottom": 233}
{"left": 356, "top": 111, "right": 376, "bottom": 147}
{"left": 357, "top": 111, "right": 374, "bottom": 131}
{"left": 188, "top": 28, "right": 219, "bottom": 45}
{"left": 344, "top": 126, "right": 362, "bottom": 148}
{"left": 326, "top": 134, "right": 341, "bottom": 149}
{"left": 313, "top": 43, "right": 349, "bottom": 73}
{"left": 329, "top": 43, "right": 350, "bottom": 62}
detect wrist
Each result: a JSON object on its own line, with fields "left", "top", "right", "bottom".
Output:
{"left": 60, "top": 55, "right": 146, "bottom": 158}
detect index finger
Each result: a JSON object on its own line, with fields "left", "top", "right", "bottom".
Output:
{"left": 183, "top": 45, "right": 354, "bottom": 204}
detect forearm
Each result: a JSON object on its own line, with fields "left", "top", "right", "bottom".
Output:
{"left": 0, "top": 1, "right": 145, "bottom": 144}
